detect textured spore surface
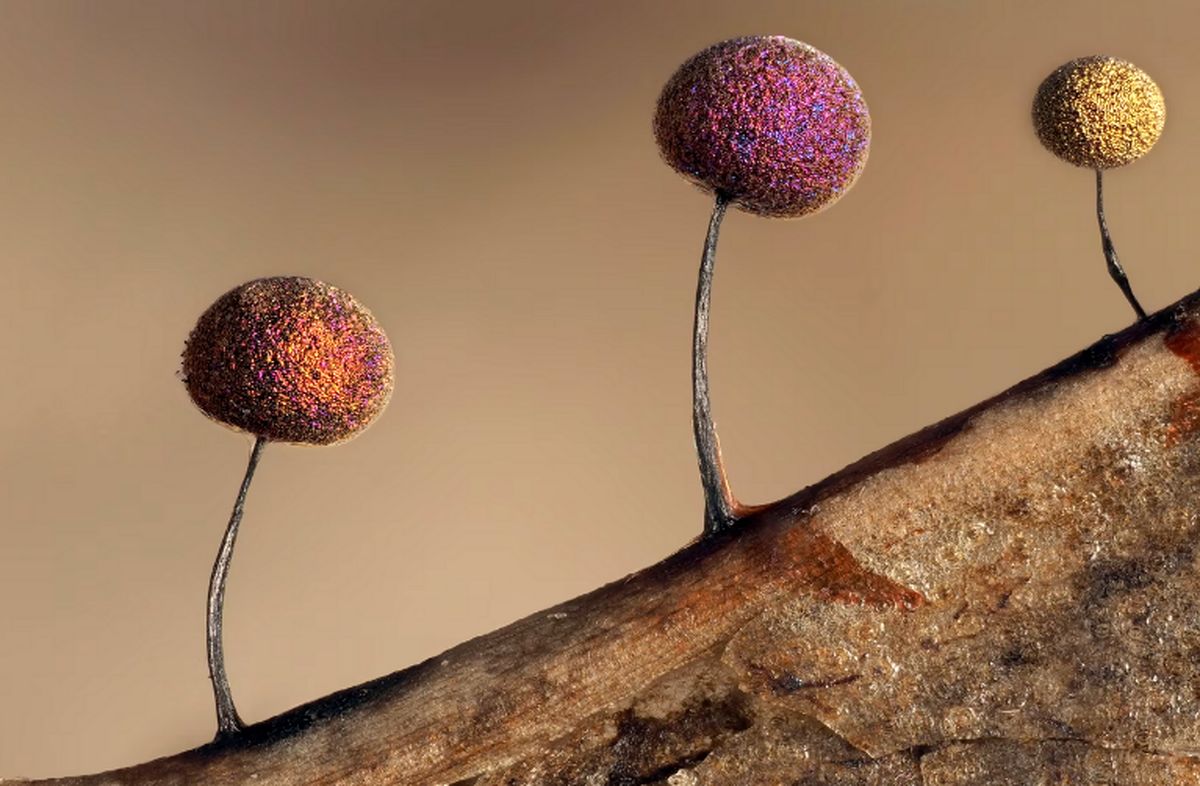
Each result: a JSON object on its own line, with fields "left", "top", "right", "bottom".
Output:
{"left": 654, "top": 35, "right": 870, "bottom": 218}
{"left": 1032, "top": 55, "right": 1165, "bottom": 169}
{"left": 182, "top": 276, "right": 394, "bottom": 445}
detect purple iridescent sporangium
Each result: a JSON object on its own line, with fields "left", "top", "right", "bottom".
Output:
{"left": 654, "top": 36, "right": 871, "bottom": 218}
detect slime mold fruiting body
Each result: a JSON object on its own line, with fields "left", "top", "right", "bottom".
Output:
{"left": 183, "top": 276, "right": 393, "bottom": 737}
{"left": 1033, "top": 56, "right": 1165, "bottom": 319}
{"left": 655, "top": 36, "right": 870, "bottom": 534}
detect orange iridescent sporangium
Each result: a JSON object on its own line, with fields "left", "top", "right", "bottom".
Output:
{"left": 182, "top": 277, "right": 394, "bottom": 445}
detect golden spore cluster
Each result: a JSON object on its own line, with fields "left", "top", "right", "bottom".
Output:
{"left": 1032, "top": 55, "right": 1165, "bottom": 169}
{"left": 654, "top": 35, "right": 871, "bottom": 218}
{"left": 182, "top": 277, "right": 394, "bottom": 445}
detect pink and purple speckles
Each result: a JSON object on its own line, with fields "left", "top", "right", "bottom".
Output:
{"left": 182, "top": 277, "right": 394, "bottom": 445}
{"left": 654, "top": 36, "right": 871, "bottom": 218}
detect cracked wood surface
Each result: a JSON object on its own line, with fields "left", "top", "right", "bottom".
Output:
{"left": 9, "top": 291, "right": 1200, "bottom": 785}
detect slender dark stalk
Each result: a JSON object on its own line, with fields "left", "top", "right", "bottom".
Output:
{"left": 1095, "top": 168, "right": 1147, "bottom": 320}
{"left": 694, "top": 193, "right": 738, "bottom": 536}
{"left": 207, "top": 435, "right": 267, "bottom": 740}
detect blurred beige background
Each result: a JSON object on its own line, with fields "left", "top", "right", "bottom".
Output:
{"left": 1, "top": 0, "right": 1197, "bottom": 778}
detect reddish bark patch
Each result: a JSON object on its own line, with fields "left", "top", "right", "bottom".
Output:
{"left": 768, "top": 524, "right": 927, "bottom": 610}
{"left": 1164, "top": 319, "right": 1200, "bottom": 446}
{"left": 809, "top": 533, "right": 927, "bottom": 609}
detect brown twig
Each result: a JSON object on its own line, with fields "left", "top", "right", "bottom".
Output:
{"left": 12, "top": 290, "right": 1200, "bottom": 785}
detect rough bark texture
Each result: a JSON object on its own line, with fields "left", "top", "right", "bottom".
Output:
{"left": 10, "top": 292, "right": 1200, "bottom": 785}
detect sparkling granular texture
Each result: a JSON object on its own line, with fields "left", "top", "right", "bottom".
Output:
{"left": 182, "top": 277, "right": 394, "bottom": 445}
{"left": 653, "top": 35, "right": 870, "bottom": 218}
{"left": 1033, "top": 56, "right": 1165, "bottom": 169}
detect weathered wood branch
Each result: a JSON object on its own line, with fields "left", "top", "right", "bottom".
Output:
{"left": 11, "top": 291, "right": 1200, "bottom": 785}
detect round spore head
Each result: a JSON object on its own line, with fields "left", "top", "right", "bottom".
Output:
{"left": 182, "top": 277, "right": 394, "bottom": 445}
{"left": 653, "top": 35, "right": 871, "bottom": 218}
{"left": 1032, "top": 55, "right": 1165, "bottom": 169}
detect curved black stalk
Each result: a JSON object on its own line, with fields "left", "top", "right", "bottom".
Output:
{"left": 1095, "top": 168, "right": 1147, "bottom": 320}
{"left": 694, "top": 193, "right": 738, "bottom": 536}
{"left": 207, "top": 435, "right": 267, "bottom": 740}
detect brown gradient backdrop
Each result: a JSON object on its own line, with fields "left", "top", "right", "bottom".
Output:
{"left": 1, "top": 0, "right": 1197, "bottom": 777}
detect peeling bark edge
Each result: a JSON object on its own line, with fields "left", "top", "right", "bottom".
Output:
{"left": 8, "top": 289, "right": 1200, "bottom": 786}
